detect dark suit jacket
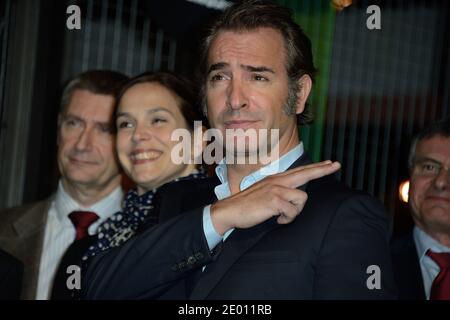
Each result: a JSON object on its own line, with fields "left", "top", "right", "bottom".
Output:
{"left": 52, "top": 178, "right": 218, "bottom": 299}
{"left": 51, "top": 235, "right": 97, "bottom": 299}
{"left": 0, "top": 248, "right": 24, "bottom": 299}
{"left": 0, "top": 199, "right": 52, "bottom": 299}
{"left": 84, "top": 155, "right": 397, "bottom": 299}
{"left": 390, "top": 232, "right": 426, "bottom": 299}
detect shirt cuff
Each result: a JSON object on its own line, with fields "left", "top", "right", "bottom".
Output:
{"left": 202, "top": 205, "right": 223, "bottom": 251}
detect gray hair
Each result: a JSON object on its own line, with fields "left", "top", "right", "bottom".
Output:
{"left": 60, "top": 70, "right": 128, "bottom": 115}
{"left": 408, "top": 118, "right": 450, "bottom": 171}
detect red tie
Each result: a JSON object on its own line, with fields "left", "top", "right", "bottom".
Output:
{"left": 426, "top": 250, "right": 450, "bottom": 300}
{"left": 68, "top": 211, "right": 99, "bottom": 241}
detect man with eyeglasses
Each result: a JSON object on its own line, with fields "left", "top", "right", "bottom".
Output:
{"left": 391, "top": 118, "right": 450, "bottom": 300}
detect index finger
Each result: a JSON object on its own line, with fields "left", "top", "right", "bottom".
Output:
{"left": 279, "top": 161, "right": 341, "bottom": 188}
{"left": 277, "top": 160, "right": 333, "bottom": 177}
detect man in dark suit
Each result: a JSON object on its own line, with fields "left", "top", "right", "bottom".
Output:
{"left": 391, "top": 119, "right": 450, "bottom": 300}
{"left": 83, "top": 0, "right": 396, "bottom": 299}
{"left": 0, "top": 70, "right": 128, "bottom": 299}
{"left": 0, "top": 248, "right": 23, "bottom": 299}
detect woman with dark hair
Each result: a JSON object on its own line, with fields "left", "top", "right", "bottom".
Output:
{"left": 84, "top": 71, "right": 208, "bottom": 259}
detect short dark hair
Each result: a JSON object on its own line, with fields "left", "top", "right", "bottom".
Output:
{"left": 408, "top": 118, "right": 450, "bottom": 170}
{"left": 60, "top": 70, "right": 128, "bottom": 115}
{"left": 199, "top": 0, "right": 317, "bottom": 125}
{"left": 115, "top": 71, "right": 205, "bottom": 131}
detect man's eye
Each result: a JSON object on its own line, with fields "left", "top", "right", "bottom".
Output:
{"left": 65, "top": 119, "right": 79, "bottom": 127}
{"left": 64, "top": 119, "right": 84, "bottom": 129}
{"left": 422, "top": 163, "right": 439, "bottom": 173}
{"left": 210, "top": 74, "right": 226, "bottom": 82}
{"left": 253, "top": 74, "right": 268, "bottom": 81}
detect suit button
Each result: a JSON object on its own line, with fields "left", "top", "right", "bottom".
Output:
{"left": 187, "top": 255, "right": 196, "bottom": 266}
{"left": 195, "top": 252, "right": 204, "bottom": 260}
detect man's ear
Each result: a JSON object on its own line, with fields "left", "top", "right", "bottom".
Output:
{"left": 295, "top": 74, "right": 312, "bottom": 115}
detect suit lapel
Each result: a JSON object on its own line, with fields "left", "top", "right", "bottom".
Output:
{"left": 190, "top": 152, "right": 312, "bottom": 299}
{"left": 408, "top": 246, "right": 426, "bottom": 299}
{"left": 289, "top": 152, "right": 311, "bottom": 168}
{"left": 13, "top": 199, "right": 52, "bottom": 299}
{"left": 392, "top": 233, "right": 426, "bottom": 299}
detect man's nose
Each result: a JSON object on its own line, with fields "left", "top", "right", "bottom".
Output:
{"left": 433, "top": 166, "right": 449, "bottom": 191}
{"left": 226, "top": 78, "right": 248, "bottom": 110}
{"left": 75, "top": 127, "right": 94, "bottom": 151}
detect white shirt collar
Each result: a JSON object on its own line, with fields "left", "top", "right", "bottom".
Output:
{"left": 413, "top": 225, "right": 450, "bottom": 262}
{"left": 214, "top": 142, "right": 304, "bottom": 200}
{"left": 54, "top": 180, "right": 124, "bottom": 229}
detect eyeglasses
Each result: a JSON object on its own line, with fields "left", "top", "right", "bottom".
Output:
{"left": 413, "top": 159, "right": 450, "bottom": 179}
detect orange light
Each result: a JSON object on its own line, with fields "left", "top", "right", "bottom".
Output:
{"left": 399, "top": 180, "right": 410, "bottom": 203}
{"left": 332, "top": 0, "right": 353, "bottom": 11}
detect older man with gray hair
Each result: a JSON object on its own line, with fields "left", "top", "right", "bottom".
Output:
{"left": 392, "top": 118, "right": 450, "bottom": 300}
{"left": 0, "top": 70, "right": 128, "bottom": 299}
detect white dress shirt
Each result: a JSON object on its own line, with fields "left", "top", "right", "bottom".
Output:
{"left": 35, "top": 181, "right": 123, "bottom": 300}
{"left": 203, "top": 143, "right": 305, "bottom": 248}
{"left": 413, "top": 226, "right": 450, "bottom": 299}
